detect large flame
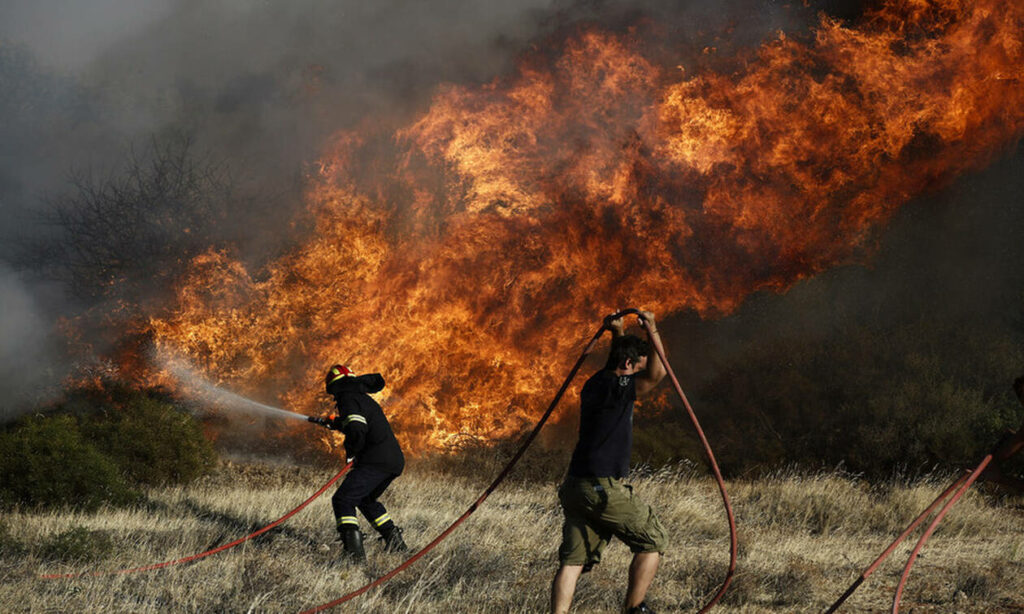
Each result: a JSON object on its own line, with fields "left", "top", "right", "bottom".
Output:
{"left": 149, "top": 0, "right": 1023, "bottom": 453}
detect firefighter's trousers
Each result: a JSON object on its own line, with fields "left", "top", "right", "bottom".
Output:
{"left": 332, "top": 465, "right": 399, "bottom": 534}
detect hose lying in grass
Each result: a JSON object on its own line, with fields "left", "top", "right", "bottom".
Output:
{"left": 39, "top": 461, "right": 353, "bottom": 579}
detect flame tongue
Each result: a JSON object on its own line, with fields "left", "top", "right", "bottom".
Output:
{"left": 150, "top": 0, "right": 1024, "bottom": 453}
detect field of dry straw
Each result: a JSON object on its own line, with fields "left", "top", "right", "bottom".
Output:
{"left": 4, "top": 460, "right": 1024, "bottom": 613}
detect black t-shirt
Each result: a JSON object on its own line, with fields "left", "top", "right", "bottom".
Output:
{"left": 567, "top": 369, "right": 636, "bottom": 479}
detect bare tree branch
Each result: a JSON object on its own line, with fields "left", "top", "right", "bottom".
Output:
{"left": 20, "top": 133, "right": 234, "bottom": 311}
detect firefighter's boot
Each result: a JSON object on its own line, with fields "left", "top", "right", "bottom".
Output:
{"left": 338, "top": 526, "right": 366, "bottom": 563}
{"left": 626, "top": 602, "right": 656, "bottom": 614}
{"left": 379, "top": 524, "right": 409, "bottom": 553}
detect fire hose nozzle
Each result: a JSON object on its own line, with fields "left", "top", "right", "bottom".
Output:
{"left": 308, "top": 416, "right": 332, "bottom": 428}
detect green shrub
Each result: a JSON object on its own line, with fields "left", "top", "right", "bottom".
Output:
{"left": 669, "top": 316, "right": 1024, "bottom": 479}
{"left": 0, "top": 414, "right": 139, "bottom": 510}
{"left": 0, "top": 382, "right": 216, "bottom": 510}
{"left": 77, "top": 391, "right": 216, "bottom": 486}
{"left": 38, "top": 526, "right": 114, "bottom": 562}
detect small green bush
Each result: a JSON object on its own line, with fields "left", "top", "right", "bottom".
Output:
{"left": 686, "top": 316, "right": 1024, "bottom": 479}
{"left": 77, "top": 392, "right": 216, "bottom": 486}
{"left": 38, "top": 526, "right": 114, "bottom": 562}
{"left": 0, "top": 414, "right": 139, "bottom": 510}
{"left": 0, "top": 382, "right": 216, "bottom": 510}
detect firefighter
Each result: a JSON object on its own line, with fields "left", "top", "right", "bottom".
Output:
{"left": 550, "top": 311, "right": 668, "bottom": 614}
{"left": 319, "top": 364, "right": 408, "bottom": 562}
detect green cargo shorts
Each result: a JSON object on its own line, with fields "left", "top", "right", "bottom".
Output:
{"left": 557, "top": 476, "right": 668, "bottom": 567}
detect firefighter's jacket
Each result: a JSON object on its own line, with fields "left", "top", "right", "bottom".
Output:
{"left": 328, "top": 374, "right": 405, "bottom": 475}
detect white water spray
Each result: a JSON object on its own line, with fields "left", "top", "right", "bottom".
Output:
{"left": 157, "top": 352, "right": 309, "bottom": 422}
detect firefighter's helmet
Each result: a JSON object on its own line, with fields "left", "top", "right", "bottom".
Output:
{"left": 325, "top": 364, "right": 356, "bottom": 391}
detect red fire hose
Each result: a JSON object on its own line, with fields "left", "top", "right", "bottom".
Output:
{"left": 299, "top": 309, "right": 736, "bottom": 613}
{"left": 891, "top": 454, "right": 993, "bottom": 613}
{"left": 826, "top": 453, "right": 995, "bottom": 612}
{"left": 824, "top": 471, "right": 970, "bottom": 613}
{"left": 40, "top": 461, "right": 353, "bottom": 579}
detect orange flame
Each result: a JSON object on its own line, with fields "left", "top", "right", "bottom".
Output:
{"left": 149, "top": 0, "right": 1024, "bottom": 453}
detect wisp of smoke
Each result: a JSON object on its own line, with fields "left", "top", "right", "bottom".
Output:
{"left": 156, "top": 350, "right": 308, "bottom": 422}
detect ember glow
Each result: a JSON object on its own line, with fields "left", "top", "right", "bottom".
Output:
{"left": 148, "top": 0, "right": 1024, "bottom": 453}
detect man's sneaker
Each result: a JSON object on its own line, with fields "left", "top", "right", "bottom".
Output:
{"left": 626, "top": 602, "right": 656, "bottom": 614}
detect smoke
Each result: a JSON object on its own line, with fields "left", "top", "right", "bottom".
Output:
{"left": 0, "top": 1, "right": 564, "bottom": 249}
{"left": 0, "top": 0, "right": 579, "bottom": 414}
{"left": 0, "top": 1, "right": 173, "bottom": 71}
{"left": 0, "top": 264, "right": 63, "bottom": 417}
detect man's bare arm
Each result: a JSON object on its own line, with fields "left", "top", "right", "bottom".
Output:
{"left": 636, "top": 310, "right": 666, "bottom": 396}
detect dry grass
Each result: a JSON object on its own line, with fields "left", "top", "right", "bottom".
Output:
{"left": 4, "top": 461, "right": 1024, "bottom": 613}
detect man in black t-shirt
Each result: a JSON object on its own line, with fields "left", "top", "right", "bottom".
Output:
{"left": 551, "top": 311, "right": 668, "bottom": 614}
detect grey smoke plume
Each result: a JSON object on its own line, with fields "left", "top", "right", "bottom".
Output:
{"left": 0, "top": 264, "right": 61, "bottom": 417}
{"left": 0, "top": 1, "right": 173, "bottom": 71}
